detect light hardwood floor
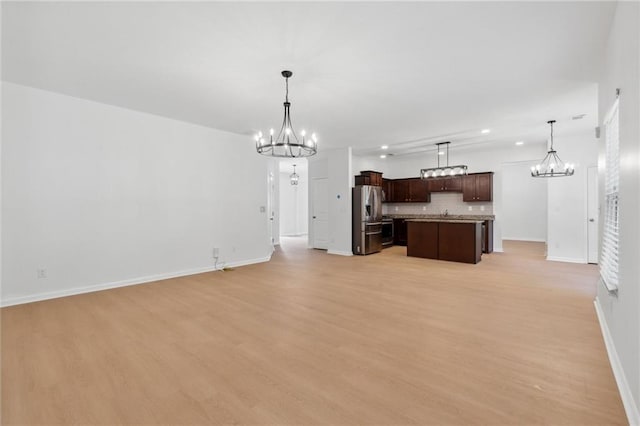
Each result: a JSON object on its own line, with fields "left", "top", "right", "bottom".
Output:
{"left": 1, "top": 238, "right": 627, "bottom": 425}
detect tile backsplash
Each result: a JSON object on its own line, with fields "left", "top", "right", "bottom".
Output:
{"left": 383, "top": 192, "right": 493, "bottom": 216}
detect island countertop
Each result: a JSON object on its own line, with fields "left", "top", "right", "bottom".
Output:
{"left": 385, "top": 214, "right": 495, "bottom": 221}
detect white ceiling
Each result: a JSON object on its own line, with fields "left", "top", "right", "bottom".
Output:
{"left": 2, "top": 2, "right": 615, "bottom": 157}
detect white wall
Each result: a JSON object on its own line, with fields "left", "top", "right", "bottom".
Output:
{"left": 546, "top": 131, "right": 598, "bottom": 263}
{"left": 502, "top": 161, "right": 547, "bottom": 241}
{"left": 1, "top": 82, "right": 273, "bottom": 306}
{"left": 279, "top": 163, "right": 308, "bottom": 237}
{"left": 595, "top": 2, "right": 640, "bottom": 423}
{"left": 327, "top": 147, "right": 352, "bottom": 256}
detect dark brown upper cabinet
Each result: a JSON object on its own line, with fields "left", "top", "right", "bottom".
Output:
{"left": 408, "top": 178, "right": 430, "bottom": 202}
{"left": 427, "top": 176, "right": 463, "bottom": 193}
{"left": 391, "top": 179, "right": 409, "bottom": 202}
{"left": 354, "top": 170, "right": 383, "bottom": 186}
{"left": 462, "top": 172, "right": 493, "bottom": 202}
{"left": 382, "top": 178, "right": 393, "bottom": 203}
{"left": 390, "top": 178, "right": 430, "bottom": 202}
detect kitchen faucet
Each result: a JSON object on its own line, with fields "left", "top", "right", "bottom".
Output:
{"left": 441, "top": 209, "right": 449, "bottom": 217}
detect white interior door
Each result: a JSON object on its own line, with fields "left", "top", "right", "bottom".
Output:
{"left": 587, "top": 166, "right": 599, "bottom": 264}
{"left": 267, "top": 171, "right": 275, "bottom": 251}
{"left": 311, "top": 178, "right": 329, "bottom": 250}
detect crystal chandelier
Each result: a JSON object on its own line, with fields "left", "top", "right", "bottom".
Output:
{"left": 255, "top": 71, "right": 317, "bottom": 158}
{"left": 531, "top": 120, "right": 574, "bottom": 177}
{"left": 420, "top": 141, "right": 468, "bottom": 178}
{"left": 290, "top": 164, "right": 299, "bottom": 185}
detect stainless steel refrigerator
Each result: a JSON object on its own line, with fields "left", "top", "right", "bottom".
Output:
{"left": 352, "top": 185, "right": 383, "bottom": 255}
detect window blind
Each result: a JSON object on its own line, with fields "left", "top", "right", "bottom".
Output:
{"left": 600, "top": 99, "right": 619, "bottom": 291}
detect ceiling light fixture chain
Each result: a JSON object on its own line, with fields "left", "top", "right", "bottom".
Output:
{"left": 255, "top": 70, "right": 317, "bottom": 158}
{"left": 420, "top": 141, "right": 468, "bottom": 179}
{"left": 530, "top": 120, "right": 574, "bottom": 178}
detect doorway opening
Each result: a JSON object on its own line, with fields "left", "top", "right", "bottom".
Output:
{"left": 502, "top": 160, "right": 548, "bottom": 252}
{"left": 278, "top": 159, "right": 309, "bottom": 248}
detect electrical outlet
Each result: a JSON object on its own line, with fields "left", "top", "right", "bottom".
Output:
{"left": 37, "top": 269, "right": 47, "bottom": 279}
{"left": 468, "top": 206, "right": 473, "bottom": 211}
{"left": 395, "top": 206, "right": 399, "bottom": 211}
{"left": 422, "top": 206, "right": 426, "bottom": 211}
{"left": 480, "top": 205, "right": 485, "bottom": 211}
{"left": 212, "top": 247, "right": 219, "bottom": 258}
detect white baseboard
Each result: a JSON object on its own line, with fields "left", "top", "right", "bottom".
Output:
{"left": 492, "top": 247, "right": 504, "bottom": 253}
{"left": 327, "top": 249, "right": 353, "bottom": 256}
{"left": 594, "top": 298, "right": 640, "bottom": 426}
{"left": 502, "top": 237, "right": 546, "bottom": 242}
{"left": 1, "top": 255, "right": 272, "bottom": 308}
{"left": 546, "top": 256, "right": 586, "bottom": 264}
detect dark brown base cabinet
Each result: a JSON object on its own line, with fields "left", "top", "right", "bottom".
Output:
{"left": 407, "top": 221, "right": 483, "bottom": 264}
{"left": 438, "top": 222, "right": 482, "bottom": 264}
{"left": 483, "top": 220, "right": 494, "bottom": 253}
{"left": 393, "top": 219, "right": 407, "bottom": 246}
{"left": 406, "top": 222, "right": 438, "bottom": 258}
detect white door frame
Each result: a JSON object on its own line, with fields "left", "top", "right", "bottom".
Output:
{"left": 310, "top": 177, "right": 329, "bottom": 250}
{"left": 587, "top": 165, "right": 599, "bottom": 264}
{"left": 267, "top": 170, "right": 275, "bottom": 253}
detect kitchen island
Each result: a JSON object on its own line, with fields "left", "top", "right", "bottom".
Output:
{"left": 406, "top": 219, "right": 483, "bottom": 264}
{"left": 387, "top": 214, "right": 494, "bottom": 253}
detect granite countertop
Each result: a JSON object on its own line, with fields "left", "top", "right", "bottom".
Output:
{"left": 384, "top": 214, "right": 495, "bottom": 221}
{"left": 405, "top": 218, "right": 485, "bottom": 224}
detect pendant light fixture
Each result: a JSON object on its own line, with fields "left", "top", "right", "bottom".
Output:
{"left": 290, "top": 164, "right": 299, "bottom": 185}
{"left": 531, "top": 120, "right": 574, "bottom": 177}
{"left": 255, "top": 71, "right": 318, "bottom": 158}
{"left": 420, "top": 142, "right": 468, "bottom": 178}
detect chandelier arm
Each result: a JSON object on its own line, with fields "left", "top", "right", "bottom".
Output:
{"left": 276, "top": 104, "right": 288, "bottom": 141}
{"left": 285, "top": 105, "right": 300, "bottom": 144}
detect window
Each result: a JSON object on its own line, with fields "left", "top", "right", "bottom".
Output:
{"left": 600, "top": 99, "right": 619, "bottom": 291}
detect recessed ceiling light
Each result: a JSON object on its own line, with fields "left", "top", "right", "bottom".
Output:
{"left": 380, "top": 154, "right": 387, "bottom": 159}
{"left": 481, "top": 129, "right": 491, "bottom": 134}
{"left": 515, "top": 141, "right": 524, "bottom": 146}
{"left": 381, "top": 145, "right": 389, "bottom": 150}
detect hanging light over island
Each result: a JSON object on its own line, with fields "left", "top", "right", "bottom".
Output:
{"left": 420, "top": 141, "right": 468, "bottom": 178}
{"left": 255, "top": 70, "right": 318, "bottom": 158}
